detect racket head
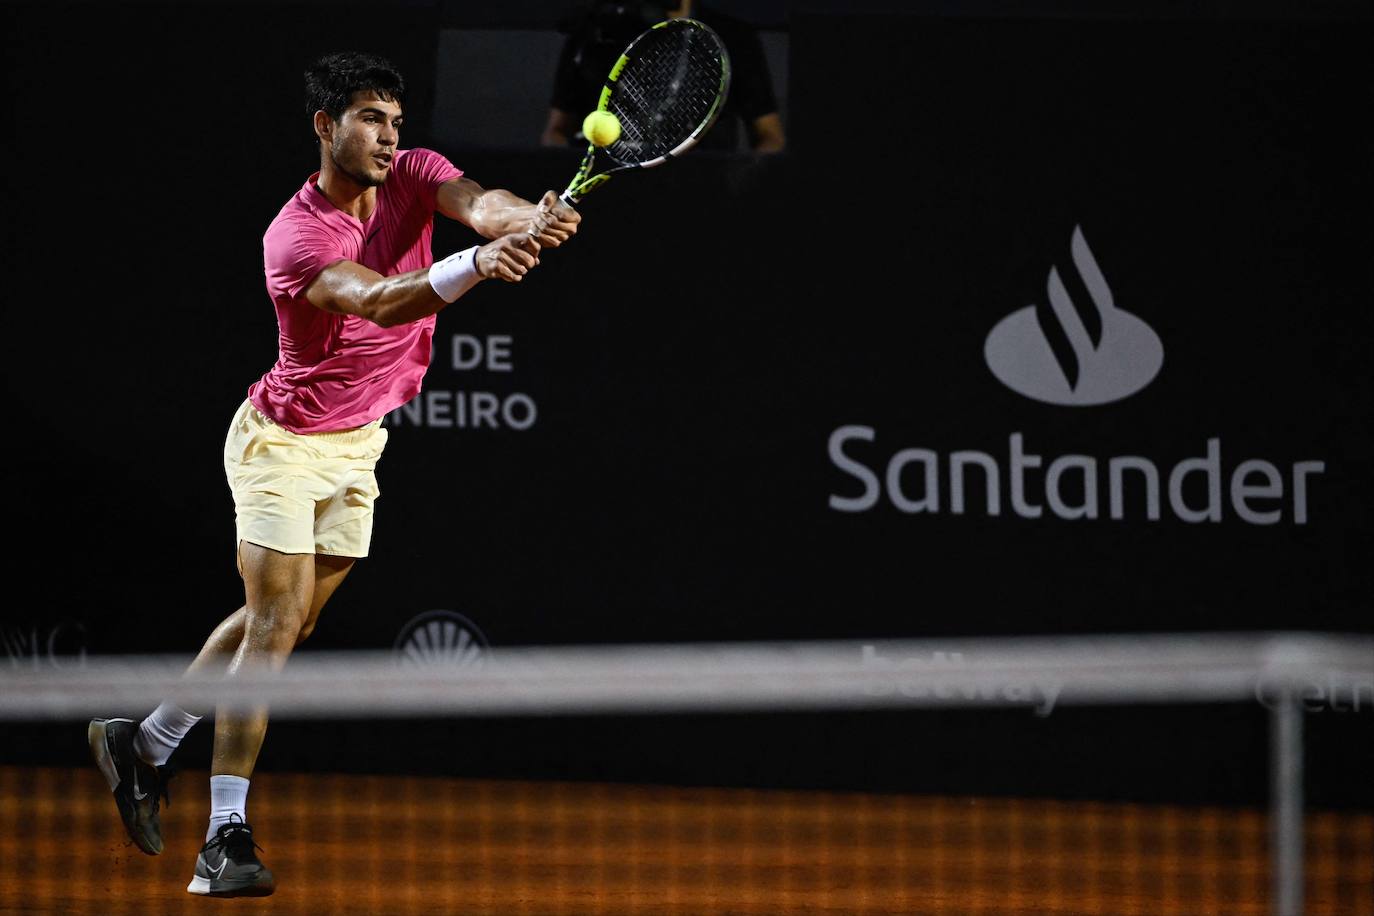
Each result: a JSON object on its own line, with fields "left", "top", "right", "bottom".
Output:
{"left": 560, "top": 18, "right": 731, "bottom": 204}
{"left": 598, "top": 18, "right": 731, "bottom": 167}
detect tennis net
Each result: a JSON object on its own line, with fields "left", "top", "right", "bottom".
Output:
{"left": 2, "top": 632, "right": 1371, "bottom": 915}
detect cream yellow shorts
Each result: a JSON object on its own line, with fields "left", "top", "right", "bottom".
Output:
{"left": 223, "top": 399, "right": 389, "bottom": 557}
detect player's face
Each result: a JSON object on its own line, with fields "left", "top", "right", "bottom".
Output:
{"left": 328, "top": 92, "right": 403, "bottom": 188}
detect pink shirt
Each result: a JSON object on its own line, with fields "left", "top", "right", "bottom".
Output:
{"left": 250, "top": 147, "right": 464, "bottom": 433}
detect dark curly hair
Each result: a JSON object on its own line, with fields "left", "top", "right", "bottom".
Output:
{"left": 305, "top": 52, "right": 405, "bottom": 122}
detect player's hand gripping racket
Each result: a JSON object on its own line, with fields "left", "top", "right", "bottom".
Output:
{"left": 559, "top": 18, "right": 731, "bottom": 206}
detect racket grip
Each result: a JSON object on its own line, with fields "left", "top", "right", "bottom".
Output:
{"left": 559, "top": 190, "right": 579, "bottom": 207}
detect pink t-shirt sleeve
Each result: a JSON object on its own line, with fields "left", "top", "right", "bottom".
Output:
{"left": 264, "top": 218, "right": 350, "bottom": 301}
{"left": 396, "top": 147, "right": 463, "bottom": 211}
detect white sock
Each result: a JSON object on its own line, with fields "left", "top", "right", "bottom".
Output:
{"left": 207, "top": 775, "right": 251, "bottom": 841}
{"left": 134, "top": 702, "right": 202, "bottom": 766}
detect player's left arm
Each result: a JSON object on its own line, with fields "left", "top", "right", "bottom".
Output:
{"left": 436, "top": 177, "right": 581, "bottom": 249}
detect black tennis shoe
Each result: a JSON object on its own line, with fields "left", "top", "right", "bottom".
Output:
{"left": 87, "top": 717, "right": 173, "bottom": 855}
{"left": 187, "top": 814, "right": 276, "bottom": 897}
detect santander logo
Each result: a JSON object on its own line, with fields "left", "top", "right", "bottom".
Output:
{"left": 984, "top": 226, "right": 1163, "bottom": 406}
{"left": 825, "top": 225, "right": 1327, "bottom": 526}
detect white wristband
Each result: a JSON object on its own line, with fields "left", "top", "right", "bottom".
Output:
{"left": 428, "top": 246, "right": 482, "bottom": 303}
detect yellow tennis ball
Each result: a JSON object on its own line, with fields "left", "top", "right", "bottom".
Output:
{"left": 582, "top": 110, "right": 621, "bottom": 147}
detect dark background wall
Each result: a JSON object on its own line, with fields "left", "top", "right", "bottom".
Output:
{"left": 2, "top": 1, "right": 1370, "bottom": 806}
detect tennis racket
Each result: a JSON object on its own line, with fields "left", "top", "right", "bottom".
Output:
{"left": 559, "top": 18, "right": 731, "bottom": 206}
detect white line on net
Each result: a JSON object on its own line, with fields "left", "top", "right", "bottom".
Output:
{"left": 1, "top": 632, "right": 1369, "bottom": 720}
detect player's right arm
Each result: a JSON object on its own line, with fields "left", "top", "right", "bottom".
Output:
{"left": 303, "top": 234, "right": 540, "bottom": 328}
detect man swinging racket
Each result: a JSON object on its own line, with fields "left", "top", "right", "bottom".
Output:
{"left": 88, "top": 51, "right": 580, "bottom": 897}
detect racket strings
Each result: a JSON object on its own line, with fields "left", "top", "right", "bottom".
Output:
{"left": 606, "top": 25, "right": 725, "bottom": 164}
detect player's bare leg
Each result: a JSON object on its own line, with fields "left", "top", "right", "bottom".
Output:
{"left": 190, "top": 542, "right": 338, "bottom": 897}
{"left": 211, "top": 542, "right": 315, "bottom": 779}
{"left": 185, "top": 551, "right": 355, "bottom": 678}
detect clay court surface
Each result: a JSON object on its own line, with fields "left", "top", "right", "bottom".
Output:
{"left": 1, "top": 765, "right": 1370, "bottom": 915}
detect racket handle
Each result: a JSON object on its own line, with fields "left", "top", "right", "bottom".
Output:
{"left": 559, "top": 190, "right": 579, "bottom": 207}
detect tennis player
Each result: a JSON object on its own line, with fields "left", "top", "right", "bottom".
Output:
{"left": 88, "top": 51, "right": 580, "bottom": 897}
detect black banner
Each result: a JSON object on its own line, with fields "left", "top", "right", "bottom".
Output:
{"left": 3, "top": 3, "right": 1369, "bottom": 803}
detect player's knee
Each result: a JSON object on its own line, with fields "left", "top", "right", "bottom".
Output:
{"left": 246, "top": 599, "right": 310, "bottom": 646}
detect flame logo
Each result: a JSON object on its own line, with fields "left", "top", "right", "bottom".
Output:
{"left": 984, "top": 226, "right": 1163, "bottom": 406}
